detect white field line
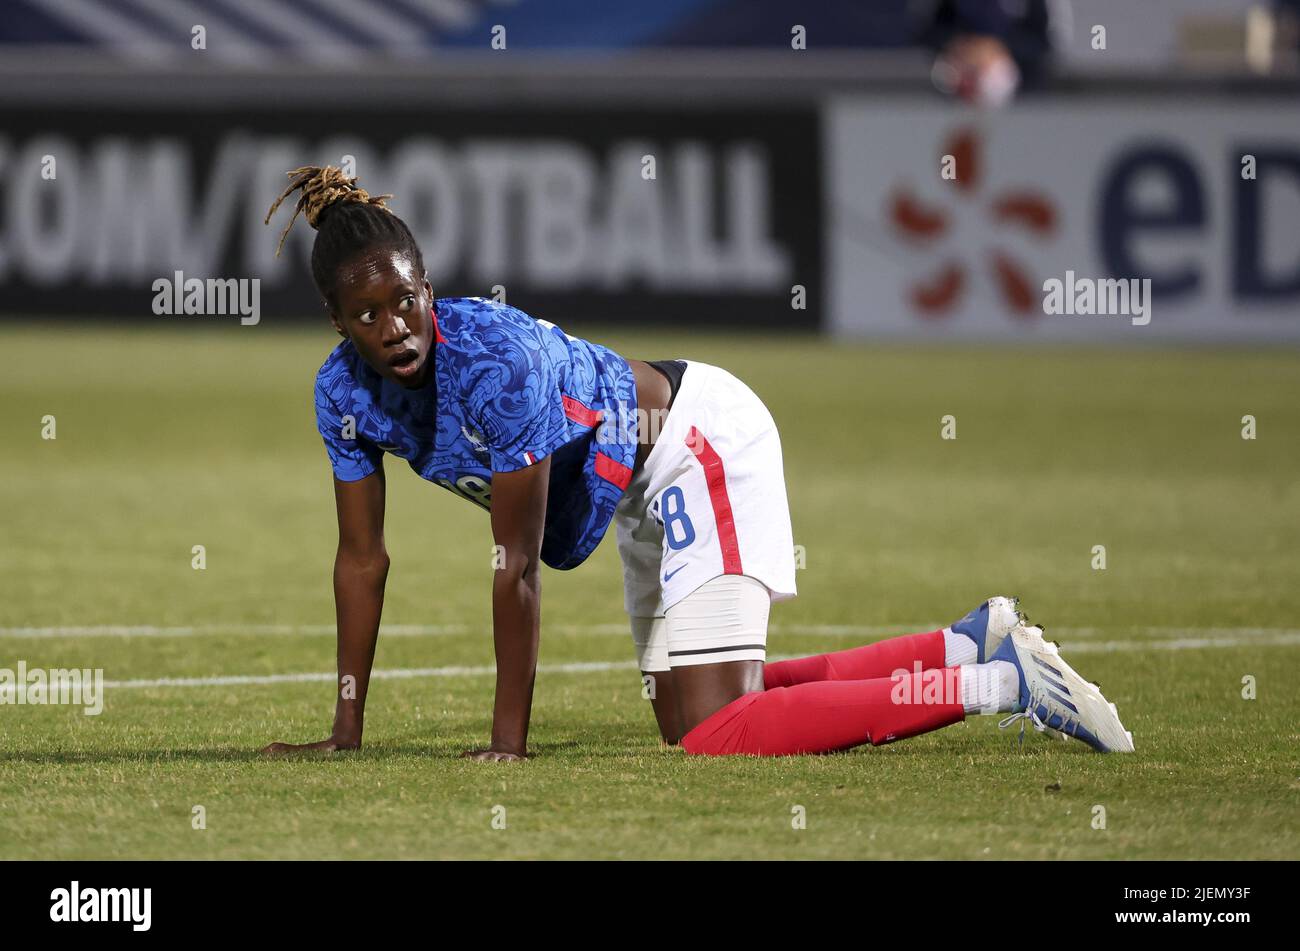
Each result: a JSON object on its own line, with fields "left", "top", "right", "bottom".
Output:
{"left": 8, "top": 630, "right": 1282, "bottom": 692}
{"left": 0, "top": 623, "right": 478, "bottom": 639}
{"left": 4, "top": 623, "right": 1300, "bottom": 640}
{"left": 1063, "top": 633, "right": 1300, "bottom": 652}
{"left": 100, "top": 660, "right": 636, "bottom": 690}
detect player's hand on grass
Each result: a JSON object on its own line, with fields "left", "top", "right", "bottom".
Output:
{"left": 461, "top": 747, "right": 527, "bottom": 762}
{"left": 260, "top": 735, "right": 360, "bottom": 755}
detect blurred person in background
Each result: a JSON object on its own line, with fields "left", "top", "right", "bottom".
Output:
{"left": 652, "top": 0, "right": 1058, "bottom": 105}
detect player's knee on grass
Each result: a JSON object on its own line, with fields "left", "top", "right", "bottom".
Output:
{"left": 633, "top": 576, "right": 772, "bottom": 743}
{"left": 666, "top": 575, "right": 771, "bottom": 734}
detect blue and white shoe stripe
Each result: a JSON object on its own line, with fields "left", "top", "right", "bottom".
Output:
{"left": 991, "top": 623, "right": 1135, "bottom": 753}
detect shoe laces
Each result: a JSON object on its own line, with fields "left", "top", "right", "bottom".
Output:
{"left": 998, "top": 689, "right": 1077, "bottom": 745}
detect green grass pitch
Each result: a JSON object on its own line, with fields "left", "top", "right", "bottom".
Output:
{"left": 1, "top": 324, "right": 1297, "bottom": 859}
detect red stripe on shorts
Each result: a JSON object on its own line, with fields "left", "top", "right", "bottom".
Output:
{"left": 563, "top": 394, "right": 603, "bottom": 428}
{"left": 595, "top": 452, "right": 632, "bottom": 489}
{"left": 685, "top": 425, "right": 743, "bottom": 575}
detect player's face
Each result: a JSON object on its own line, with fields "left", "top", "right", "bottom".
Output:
{"left": 330, "top": 249, "right": 435, "bottom": 389}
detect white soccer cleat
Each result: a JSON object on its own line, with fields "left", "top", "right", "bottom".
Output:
{"left": 949, "top": 595, "right": 1024, "bottom": 664}
{"left": 991, "top": 623, "right": 1135, "bottom": 753}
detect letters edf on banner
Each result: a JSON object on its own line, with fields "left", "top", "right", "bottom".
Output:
{"left": 0, "top": 106, "right": 821, "bottom": 328}
{"left": 827, "top": 98, "right": 1300, "bottom": 342}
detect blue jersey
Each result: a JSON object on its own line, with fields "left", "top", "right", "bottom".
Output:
{"left": 314, "top": 297, "right": 639, "bottom": 569}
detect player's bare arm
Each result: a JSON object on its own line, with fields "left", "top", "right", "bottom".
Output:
{"left": 261, "top": 462, "right": 389, "bottom": 754}
{"left": 467, "top": 363, "right": 671, "bottom": 760}
{"left": 461, "top": 459, "right": 550, "bottom": 761}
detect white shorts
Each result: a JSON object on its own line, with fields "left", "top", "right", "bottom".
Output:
{"left": 614, "top": 360, "right": 797, "bottom": 670}
{"left": 630, "top": 575, "right": 772, "bottom": 672}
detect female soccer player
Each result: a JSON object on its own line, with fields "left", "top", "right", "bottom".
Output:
{"left": 260, "top": 167, "right": 1133, "bottom": 760}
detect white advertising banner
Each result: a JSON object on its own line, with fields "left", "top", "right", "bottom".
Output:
{"left": 825, "top": 96, "right": 1300, "bottom": 342}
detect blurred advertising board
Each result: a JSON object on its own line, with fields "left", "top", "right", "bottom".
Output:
{"left": 0, "top": 104, "right": 821, "bottom": 327}
{"left": 825, "top": 96, "right": 1300, "bottom": 342}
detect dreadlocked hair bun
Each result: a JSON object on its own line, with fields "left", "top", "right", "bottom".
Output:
{"left": 264, "top": 165, "right": 394, "bottom": 256}
{"left": 263, "top": 165, "right": 425, "bottom": 307}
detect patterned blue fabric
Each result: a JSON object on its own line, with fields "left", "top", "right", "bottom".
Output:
{"left": 314, "top": 297, "right": 639, "bottom": 569}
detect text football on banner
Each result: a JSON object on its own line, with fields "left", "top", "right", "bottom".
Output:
{"left": 0, "top": 106, "right": 821, "bottom": 329}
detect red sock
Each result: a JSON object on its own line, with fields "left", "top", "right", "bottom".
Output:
{"left": 680, "top": 669, "right": 965, "bottom": 756}
{"left": 763, "top": 630, "right": 946, "bottom": 689}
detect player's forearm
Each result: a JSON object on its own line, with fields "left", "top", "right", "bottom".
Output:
{"left": 331, "top": 549, "right": 390, "bottom": 743}
{"left": 488, "top": 566, "right": 541, "bottom": 753}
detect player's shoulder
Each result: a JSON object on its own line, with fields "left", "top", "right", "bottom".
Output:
{"left": 436, "top": 296, "right": 545, "bottom": 341}
{"left": 436, "top": 297, "right": 557, "bottom": 376}
{"left": 314, "top": 339, "right": 371, "bottom": 408}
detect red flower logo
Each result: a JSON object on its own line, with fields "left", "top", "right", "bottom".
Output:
{"left": 890, "top": 128, "right": 1057, "bottom": 318}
